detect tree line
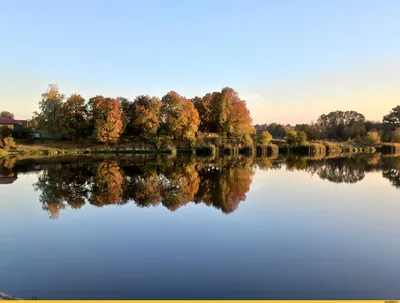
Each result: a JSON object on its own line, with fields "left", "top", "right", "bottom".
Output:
{"left": 32, "top": 85, "right": 254, "bottom": 143}
{"left": 255, "top": 107, "right": 400, "bottom": 144}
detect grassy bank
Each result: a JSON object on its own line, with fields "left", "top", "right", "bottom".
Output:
{"left": 3, "top": 139, "right": 397, "bottom": 158}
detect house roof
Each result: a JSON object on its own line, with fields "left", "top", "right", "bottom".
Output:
{"left": 0, "top": 117, "right": 18, "bottom": 124}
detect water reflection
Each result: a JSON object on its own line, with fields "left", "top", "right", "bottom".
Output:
{"left": 22, "top": 157, "right": 255, "bottom": 219}
{"left": 2, "top": 153, "right": 400, "bottom": 219}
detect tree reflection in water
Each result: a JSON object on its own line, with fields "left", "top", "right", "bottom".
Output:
{"left": 28, "top": 157, "right": 254, "bottom": 218}
{"left": 1, "top": 153, "right": 400, "bottom": 219}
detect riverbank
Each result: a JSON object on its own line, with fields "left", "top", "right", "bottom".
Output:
{"left": 1, "top": 140, "right": 399, "bottom": 158}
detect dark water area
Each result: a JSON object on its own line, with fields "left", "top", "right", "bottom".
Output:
{"left": 1, "top": 154, "right": 400, "bottom": 299}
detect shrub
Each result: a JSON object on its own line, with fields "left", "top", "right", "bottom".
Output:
{"left": 364, "top": 131, "right": 381, "bottom": 144}
{"left": 188, "top": 137, "right": 197, "bottom": 148}
{"left": 287, "top": 130, "right": 307, "bottom": 146}
{"left": 215, "top": 136, "right": 224, "bottom": 147}
{"left": 166, "top": 145, "right": 177, "bottom": 156}
{"left": 154, "top": 137, "right": 172, "bottom": 149}
{"left": 267, "top": 144, "right": 279, "bottom": 156}
{"left": 0, "top": 136, "right": 16, "bottom": 150}
{"left": 238, "top": 133, "right": 253, "bottom": 146}
{"left": 309, "top": 143, "right": 326, "bottom": 156}
{"left": 256, "top": 131, "right": 272, "bottom": 145}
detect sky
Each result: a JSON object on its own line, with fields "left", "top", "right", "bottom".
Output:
{"left": 0, "top": 0, "right": 399, "bottom": 124}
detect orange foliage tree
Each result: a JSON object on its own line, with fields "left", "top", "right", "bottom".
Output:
{"left": 91, "top": 96, "right": 123, "bottom": 144}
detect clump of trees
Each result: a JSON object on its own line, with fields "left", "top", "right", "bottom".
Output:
{"left": 255, "top": 106, "right": 400, "bottom": 145}
{"left": 193, "top": 87, "right": 254, "bottom": 138}
{"left": 33, "top": 85, "right": 255, "bottom": 145}
{"left": 286, "top": 130, "right": 307, "bottom": 146}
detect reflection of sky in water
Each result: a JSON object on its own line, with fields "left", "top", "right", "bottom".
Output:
{"left": 1, "top": 159, "right": 400, "bottom": 300}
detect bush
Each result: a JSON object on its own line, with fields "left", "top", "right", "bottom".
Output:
{"left": 287, "top": 130, "right": 307, "bottom": 146}
{"left": 309, "top": 143, "right": 326, "bottom": 156}
{"left": 256, "top": 131, "right": 272, "bottom": 145}
{"left": 238, "top": 133, "right": 253, "bottom": 146}
{"left": 267, "top": 144, "right": 279, "bottom": 156}
{"left": 166, "top": 145, "right": 177, "bottom": 156}
{"left": 154, "top": 137, "right": 172, "bottom": 149}
{"left": 364, "top": 131, "right": 381, "bottom": 144}
{"left": 0, "top": 136, "right": 16, "bottom": 150}
{"left": 187, "top": 137, "right": 197, "bottom": 148}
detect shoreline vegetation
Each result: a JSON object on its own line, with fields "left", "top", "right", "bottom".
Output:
{"left": 2, "top": 85, "right": 400, "bottom": 159}
{"left": 1, "top": 139, "right": 400, "bottom": 159}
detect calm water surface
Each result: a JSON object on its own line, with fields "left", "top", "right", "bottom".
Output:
{"left": 1, "top": 154, "right": 400, "bottom": 299}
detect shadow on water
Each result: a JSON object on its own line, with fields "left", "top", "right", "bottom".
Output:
{"left": 2, "top": 153, "right": 400, "bottom": 219}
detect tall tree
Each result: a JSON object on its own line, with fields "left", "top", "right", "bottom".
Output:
{"left": 60, "top": 94, "right": 91, "bottom": 140}
{"left": 0, "top": 111, "right": 14, "bottom": 118}
{"left": 91, "top": 96, "right": 123, "bottom": 144}
{"left": 192, "top": 92, "right": 219, "bottom": 132}
{"left": 36, "top": 84, "right": 65, "bottom": 140}
{"left": 161, "top": 91, "right": 200, "bottom": 139}
{"left": 210, "top": 87, "right": 253, "bottom": 138}
{"left": 130, "top": 95, "right": 162, "bottom": 139}
{"left": 317, "top": 110, "right": 365, "bottom": 140}
{"left": 118, "top": 97, "right": 132, "bottom": 136}
{"left": 383, "top": 105, "right": 400, "bottom": 127}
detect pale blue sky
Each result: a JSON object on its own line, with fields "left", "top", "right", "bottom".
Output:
{"left": 1, "top": 0, "right": 399, "bottom": 123}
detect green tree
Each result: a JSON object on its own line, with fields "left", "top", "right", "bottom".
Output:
{"left": 36, "top": 84, "right": 65, "bottom": 140}
{"left": 0, "top": 111, "right": 14, "bottom": 118}
{"left": 91, "top": 96, "right": 123, "bottom": 144}
{"left": 60, "top": 94, "right": 91, "bottom": 140}
{"left": 317, "top": 110, "right": 365, "bottom": 140}
{"left": 383, "top": 105, "right": 400, "bottom": 127}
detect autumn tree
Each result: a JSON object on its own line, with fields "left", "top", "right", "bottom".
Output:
{"left": 60, "top": 94, "right": 91, "bottom": 141}
{"left": 364, "top": 131, "right": 381, "bottom": 144}
{"left": 130, "top": 95, "right": 162, "bottom": 139}
{"left": 161, "top": 91, "right": 200, "bottom": 139}
{"left": 192, "top": 92, "right": 219, "bottom": 132}
{"left": 256, "top": 130, "right": 272, "bottom": 145}
{"left": 118, "top": 97, "right": 132, "bottom": 136}
{"left": 90, "top": 96, "right": 123, "bottom": 144}
{"left": 287, "top": 130, "right": 307, "bottom": 146}
{"left": 210, "top": 87, "right": 254, "bottom": 138}
{"left": 0, "top": 111, "right": 14, "bottom": 118}
{"left": 35, "top": 84, "right": 65, "bottom": 140}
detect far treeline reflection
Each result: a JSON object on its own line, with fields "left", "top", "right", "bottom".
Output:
{"left": 1, "top": 154, "right": 400, "bottom": 219}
